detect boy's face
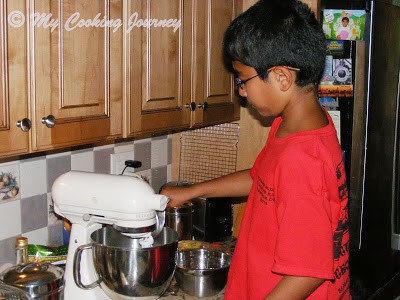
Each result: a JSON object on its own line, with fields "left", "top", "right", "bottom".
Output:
{"left": 232, "top": 61, "right": 286, "bottom": 117}
{"left": 342, "top": 19, "right": 349, "bottom": 27}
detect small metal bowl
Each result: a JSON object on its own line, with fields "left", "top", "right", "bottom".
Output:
{"left": 175, "top": 248, "right": 232, "bottom": 297}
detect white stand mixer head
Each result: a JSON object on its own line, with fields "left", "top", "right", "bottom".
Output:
{"left": 52, "top": 171, "right": 168, "bottom": 230}
{"left": 51, "top": 171, "right": 170, "bottom": 300}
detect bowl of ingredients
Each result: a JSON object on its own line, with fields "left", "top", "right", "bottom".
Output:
{"left": 175, "top": 248, "right": 232, "bottom": 297}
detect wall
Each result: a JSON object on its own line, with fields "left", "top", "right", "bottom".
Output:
{"left": 0, "top": 135, "right": 172, "bottom": 265}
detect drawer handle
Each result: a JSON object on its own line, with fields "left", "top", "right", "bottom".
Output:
{"left": 41, "top": 115, "right": 56, "bottom": 128}
{"left": 185, "top": 102, "right": 196, "bottom": 111}
{"left": 16, "top": 118, "right": 31, "bottom": 132}
{"left": 197, "top": 102, "right": 209, "bottom": 111}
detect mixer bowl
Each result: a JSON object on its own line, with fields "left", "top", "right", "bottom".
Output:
{"left": 76, "top": 226, "right": 178, "bottom": 299}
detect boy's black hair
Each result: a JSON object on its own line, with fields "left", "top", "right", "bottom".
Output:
{"left": 342, "top": 17, "right": 350, "bottom": 22}
{"left": 223, "top": 0, "right": 326, "bottom": 87}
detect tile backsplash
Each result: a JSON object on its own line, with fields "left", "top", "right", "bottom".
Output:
{"left": 0, "top": 135, "right": 172, "bottom": 265}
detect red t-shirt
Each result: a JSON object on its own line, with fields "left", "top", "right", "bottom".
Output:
{"left": 224, "top": 113, "right": 350, "bottom": 300}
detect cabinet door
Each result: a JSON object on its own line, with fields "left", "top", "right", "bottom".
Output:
{"left": 30, "top": 0, "right": 123, "bottom": 151}
{"left": 192, "top": 0, "right": 241, "bottom": 128}
{"left": 0, "top": 0, "right": 30, "bottom": 158}
{"left": 126, "top": 0, "right": 192, "bottom": 136}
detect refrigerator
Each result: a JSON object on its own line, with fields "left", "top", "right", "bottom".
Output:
{"left": 323, "top": 0, "right": 400, "bottom": 298}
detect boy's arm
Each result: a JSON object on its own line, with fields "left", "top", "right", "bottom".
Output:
{"left": 160, "top": 169, "right": 252, "bottom": 207}
{"left": 264, "top": 275, "right": 325, "bottom": 300}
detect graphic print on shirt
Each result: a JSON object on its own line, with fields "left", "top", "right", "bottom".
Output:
{"left": 333, "top": 159, "right": 350, "bottom": 297}
{"left": 333, "top": 160, "right": 349, "bottom": 261}
{"left": 256, "top": 175, "right": 275, "bottom": 205}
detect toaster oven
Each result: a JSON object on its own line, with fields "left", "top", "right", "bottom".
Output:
{"left": 191, "top": 197, "right": 232, "bottom": 243}
{"left": 161, "top": 181, "right": 233, "bottom": 243}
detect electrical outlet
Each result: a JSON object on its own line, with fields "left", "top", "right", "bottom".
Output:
{"left": 110, "top": 151, "right": 135, "bottom": 175}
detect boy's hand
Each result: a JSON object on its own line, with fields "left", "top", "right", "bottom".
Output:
{"left": 160, "top": 185, "right": 195, "bottom": 207}
{"left": 159, "top": 169, "right": 252, "bottom": 207}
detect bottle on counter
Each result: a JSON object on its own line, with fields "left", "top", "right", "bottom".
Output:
{"left": 0, "top": 237, "right": 31, "bottom": 299}
{"left": 0, "top": 236, "right": 65, "bottom": 299}
{"left": 15, "top": 237, "right": 29, "bottom": 265}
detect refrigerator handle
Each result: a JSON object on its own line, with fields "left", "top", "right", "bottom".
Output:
{"left": 391, "top": 69, "right": 400, "bottom": 250}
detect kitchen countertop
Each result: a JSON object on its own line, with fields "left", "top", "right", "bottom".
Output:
{"left": 161, "top": 278, "right": 225, "bottom": 299}
{"left": 161, "top": 289, "right": 224, "bottom": 300}
{"left": 1, "top": 264, "right": 225, "bottom": 299}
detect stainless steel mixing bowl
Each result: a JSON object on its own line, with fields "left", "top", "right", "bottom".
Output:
{"left": 175, "top": 248, "right": 232, "bottom": 297}
{"left": 74, "top": 226, "right": 178, "bottom": 299}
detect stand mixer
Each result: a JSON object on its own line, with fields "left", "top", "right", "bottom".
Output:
{"left": 51, "top": 171, "right": 172, "bottom": 300}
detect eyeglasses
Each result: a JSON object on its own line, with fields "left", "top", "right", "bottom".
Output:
{"left": 234, "top": 66, "right": 301, "bottom": 89}
{"left": 234, "top": 74, "right": 260, "bottom": 90}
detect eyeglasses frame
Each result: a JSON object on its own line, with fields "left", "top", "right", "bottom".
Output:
{"left": 234, "top": 66, "right": 301, "bottom": 89}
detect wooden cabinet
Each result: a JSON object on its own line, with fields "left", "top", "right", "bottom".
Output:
{"left": 126, "top": 0, "right": 192, "bottom": 135}
{"left": 1, "top": 0, "right": 242, "bottom": 160}
{"left": 125, "top": 0, "right": 240, "bottom": 137}
{"left": 31, "top": 0, "right": 123, "bottom": 151}
{"left": 191, "top": 0, "right": 241, "bottom": 128}
{"left": 0, "top": 0, "right": 123, "bottom": 159}
{"left": 0, "top": 0, "right": 30, "bottom": 157}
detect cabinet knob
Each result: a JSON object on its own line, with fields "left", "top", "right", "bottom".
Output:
{"left": 41, "top": 115, "right": 56, "bottom": 128}
{"left": 185, "top": 102, "right": 196, "bottom": 111}
{"left": 197, "top": 102, "right": 209, "bottom": 111}
{"left": 16, "top": 118, "right": 31, "bottom": 132}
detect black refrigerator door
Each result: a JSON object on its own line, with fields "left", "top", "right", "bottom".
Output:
{"left": 350, "top": 1, "right": 400, "bottom": 299}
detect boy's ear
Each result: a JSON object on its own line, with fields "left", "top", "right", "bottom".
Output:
{"left": 269, "top": 67, "right": 295, "bottom": 92}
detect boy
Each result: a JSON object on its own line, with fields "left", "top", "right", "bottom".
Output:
{"left": 337, "top": 16, "right": 352, "bottom": 39}
{"left": 161, "top": 0, "right": 350, "bottom": 299}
